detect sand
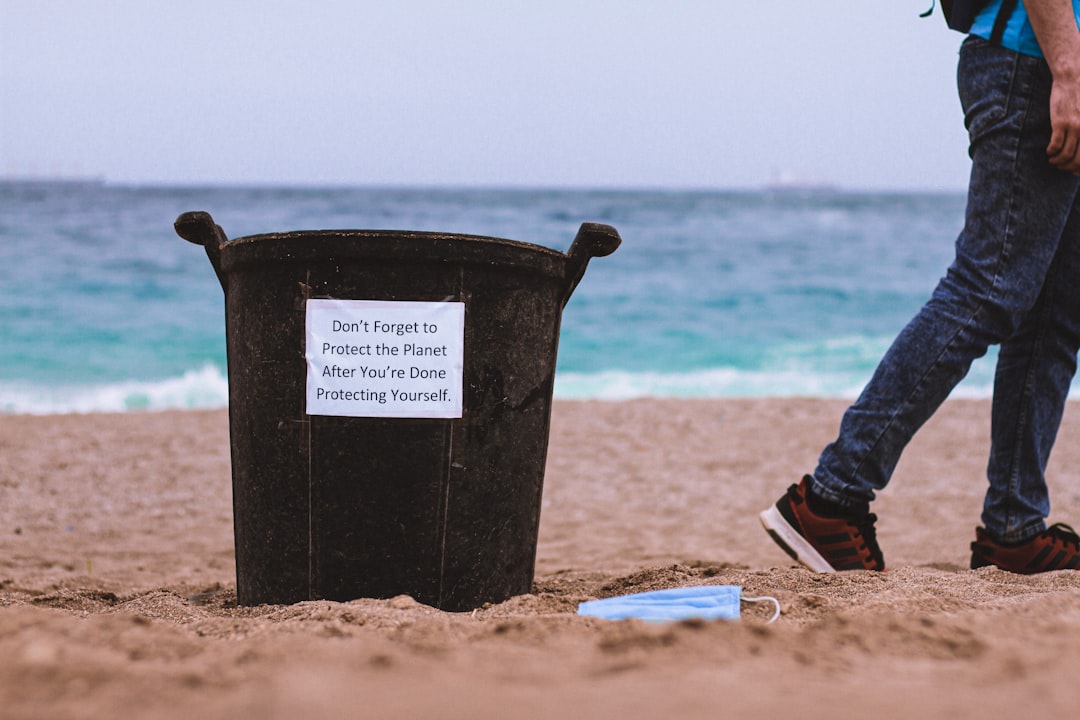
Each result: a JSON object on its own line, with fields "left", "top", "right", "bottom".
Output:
{"left": 3, "top": 398, "right": 1080, "bottom": 718}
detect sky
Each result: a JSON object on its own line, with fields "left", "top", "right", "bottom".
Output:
{"left": 1, "top": 1, "right": 972, "bottom": 190}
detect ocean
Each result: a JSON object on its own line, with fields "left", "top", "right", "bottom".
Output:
{"left": 1, "top": 181, "right": 998, "bottom": 414}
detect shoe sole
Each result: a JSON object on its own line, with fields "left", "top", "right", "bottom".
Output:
{"left": 759, "top": 505, "right": 836, "bottom": 573}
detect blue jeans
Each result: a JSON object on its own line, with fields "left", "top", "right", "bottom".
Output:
{"left": 811, "top": 36, "right": 1080, "bottom": 544}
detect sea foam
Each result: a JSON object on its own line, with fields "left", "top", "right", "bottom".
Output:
{"left": 0, "top": 365, "right": 229, "bottom": 415}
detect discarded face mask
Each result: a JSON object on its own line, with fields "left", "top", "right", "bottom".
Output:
{"left": 576, "top": 585, "right": 780, "bottom": 623}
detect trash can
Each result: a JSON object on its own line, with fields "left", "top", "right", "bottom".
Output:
{"left": 175, "top": 210, "right": 620, "bottom": 611}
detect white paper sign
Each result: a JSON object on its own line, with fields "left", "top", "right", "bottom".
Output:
{"left": 305, "top": 299, "right": 465, "bottom": 418}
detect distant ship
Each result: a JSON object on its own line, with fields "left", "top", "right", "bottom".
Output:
{"left": 764, "top": 170, "right": 837, "bottom": 194}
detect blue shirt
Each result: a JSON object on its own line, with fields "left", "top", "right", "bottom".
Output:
{"left": 970, "top": 0, "right": 1080, "bottom": 57}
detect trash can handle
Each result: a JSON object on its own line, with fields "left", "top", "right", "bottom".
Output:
{"left": 562, "top": 222, "right": 621, "bottom": 307}
{"left": 175, "top": 211, "right": 228, "bottom": 291}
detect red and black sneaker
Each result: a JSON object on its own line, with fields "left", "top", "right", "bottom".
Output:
{"left": 759, "top": 475, "right": 885, "bottom": 572}
{"left": 970, "top": 523, "right": 1080, "bottom": 573}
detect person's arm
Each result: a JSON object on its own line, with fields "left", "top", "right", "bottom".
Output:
{"left": 1025, "top": 0, "right": 1080, "bottom": 173}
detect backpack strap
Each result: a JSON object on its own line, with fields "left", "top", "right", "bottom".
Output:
{"left": 989, "top": 0, "right": 1019, "bottom": 46}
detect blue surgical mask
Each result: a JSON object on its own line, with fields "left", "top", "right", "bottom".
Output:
{"left": 577, "top": 585, "right": 780, "bottom": 623}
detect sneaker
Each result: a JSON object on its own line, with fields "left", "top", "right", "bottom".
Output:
{"left": 970, "top": 523, "right": 1080, "bottom": 573}
{"left": 759, "top": 475, "right": 885, "bottom": 572}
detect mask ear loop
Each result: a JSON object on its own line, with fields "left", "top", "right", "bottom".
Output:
{"left": 741, "top": 596, "right": 781, "bottom": 624}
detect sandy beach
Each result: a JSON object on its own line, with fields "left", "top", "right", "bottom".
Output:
{"left": 3, "top": 398, "right": 1080, "bottom": 718}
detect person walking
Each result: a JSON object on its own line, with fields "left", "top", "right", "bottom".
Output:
{"left": 760, "top": 0, "right": 1080, "bottom": 574}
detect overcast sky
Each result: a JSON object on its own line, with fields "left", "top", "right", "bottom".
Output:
{"left": 1, "top": 1, "right": 972, "bottom": 190}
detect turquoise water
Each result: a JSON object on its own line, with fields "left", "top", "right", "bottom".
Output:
{"left": 1, "top": 181, "right": 994, "bottom": 413}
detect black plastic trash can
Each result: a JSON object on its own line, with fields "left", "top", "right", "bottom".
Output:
{"left": 175, "top": 211, "right": 619, "bottom": 611}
